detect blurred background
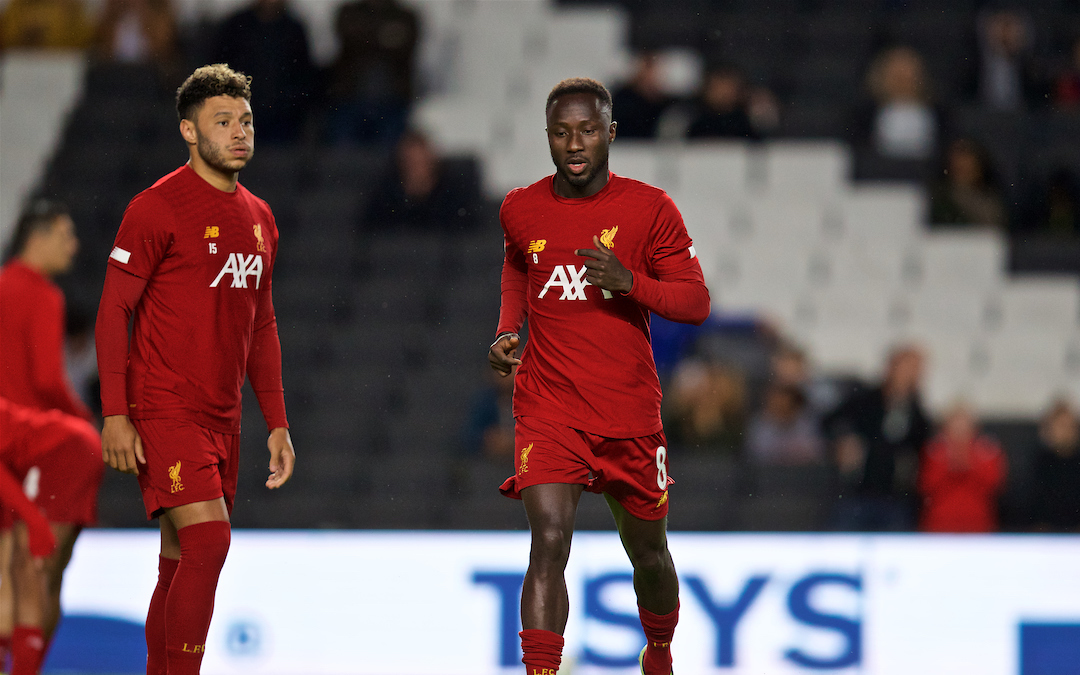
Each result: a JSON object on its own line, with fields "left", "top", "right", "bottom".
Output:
{"left": 3, "top": 0, "right": 1080, "bottom": 538}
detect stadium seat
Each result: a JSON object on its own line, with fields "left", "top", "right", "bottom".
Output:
{"left": 667, "top": 141, "right": 751, "bottom": 204}
{"left": 761, "top": 140, "right": 851, "bottom": 200}
{"left": 985, "top": 277, "right": 1080, "bottom": 335}
{"left": 910, "top": 230, "right": 1007, "bottom": 293}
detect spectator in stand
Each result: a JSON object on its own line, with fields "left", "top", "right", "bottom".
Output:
{"left": 325, "top": 0, "right": 420, "bottom": 145}
{"left": 929, "top": 138, "right": 1008, "bottom": 229}
{"left": 361, "top": 128, "right": 482, "bottom": 231}
{"left": 0, "top": 0, "right": 92, "bottom": 49}
{"left": 1052, "top": 36, "right": 1080, "bottom": 110}
{"left": 769, "top": 340, "right": 842, "bottom": 418}
{"left": 461, "top": 367, "right": 516, "bottom": 460}
{"left": 1029, "top": 400, "right": 1080, "bottom": 532}
{"left": 825, "top": 345, "right": 931, "bottom": 531}
{"left": 611, "top": 51, "right": 674, "bottom": 139}
{"left": 746, "top": 383, "right": 825, "bottom": 466}
{"left": 855, "top": 46, "right": 944, "bottom": 163}
{"left": 917, "top": 404, "right": 1007, "bottom": 533}
{"left": 968, "top": 9, "right": 1045, "bottom": 112}
{"left": 212, "top": 0, "right": 316, "bottom": 144}
{"left": 686, "top": 65, "right": 760, "bottom": 140}
{"left": 663, "top": 355, "right": 746, "bottom": 453}
{"left": 93, "top": 0, "right": 180, "bottom": 77}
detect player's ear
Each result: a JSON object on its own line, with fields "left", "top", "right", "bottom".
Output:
{"left": 609, "top": 120, "right": 617, "bottom": 143}
{"left": 179, "top": 118, "right": 197, "bottom": 146}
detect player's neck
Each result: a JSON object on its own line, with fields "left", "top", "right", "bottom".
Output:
{"left": 553, "top": 167, "right": 610, "bottom": 199}
{"left": 15, "top": 250, "right": 54, "bottom": 278}
{"left": 187, "top": 158, "right": 239, "bottom": 193}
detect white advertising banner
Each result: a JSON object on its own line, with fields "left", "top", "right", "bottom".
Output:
{"left": 49, "top": 531, "right": 1080, "bottom": 675}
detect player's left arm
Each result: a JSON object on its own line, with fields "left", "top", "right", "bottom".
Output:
{"left": 246, "top": 222, "right": 294, "bottom": 489}
{"left": 577, "top": 195, "right": 710, "bottom": 325}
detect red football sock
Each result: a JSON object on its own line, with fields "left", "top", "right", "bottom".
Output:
{"left": 520, "top": 628, "right": 563, "bottom": 675}
{"left": 639, "top": 603, "right": 679, "bottom": 674}
{"left": 10, "top": 625, "right": 44, "bottom": 675}
{"left": 165, "top": 521, "right": 231, "bottom": 675}
{"left": 146, "top": 555, "right": 180, "bottom": 675}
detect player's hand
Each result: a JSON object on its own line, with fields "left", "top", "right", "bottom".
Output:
{"left": 488, "top": 333, "right": 521, "bottom": 376}
{"left": 576, "top": 235, "right": 633, "bottom": 294}
{"left": 101, "top": 415, "right": 145, "bottom": 475}
{"left": 266, "top": 427, "right": 295, "bottom": 489}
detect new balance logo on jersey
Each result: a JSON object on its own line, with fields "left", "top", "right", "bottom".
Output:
{"left": 539, "top": 264, "right": 590, "bottom": 300}
{"left": 210, "top": 253, "right": 263, "bottom": 289}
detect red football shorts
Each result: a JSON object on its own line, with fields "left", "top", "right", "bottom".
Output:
{"left": 1, "top": 408, "right": 103, "bottom": 527}
{"left": 499, "top": 416, "right": 674, "bottom": 521}
{"left": 134, "top": 418, "right": 239, "bottom": 520}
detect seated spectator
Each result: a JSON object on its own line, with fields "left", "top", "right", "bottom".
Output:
{"left": 0, "top": 0, "right": 92, "bottom": 49}
{"left": 461, "top": 367, "right": 515, "bottom": 460}
{"left": 746, "top": 383, "right": 825, "bottom": 465}
{"left": 917, "top": 404, "right": 1007, "bottom": 533}
{"left": 1029, "top": 400, "right": 1080, "bottom": 532}
{"left": 611, "top": 51, "right": 674, "bottom": 139}
{"left": 93, "top": 0, "right": 179, "bottom": 75}
{"left": 324, "top": 0, "right": 420, "bottom": 145}
{"left": 686, "top": 65, "right": 760, "bottom": 140}
{"left": 825, "top": 345, "right": 931, "bottom": 531}
{"left": 929, "top": 138, "right": 1008, "bottom": 229}
{"left": 212, "top": 0, "right": 316, "bottom": 144}
{"left": 769, "top": 340, "right": 842, "bottom": 418}
{"left": 362, "top": 129, "right": 482, "bottom": 230}
{"left": 968, "top": 9, "right": 1044, "bottom": 112}
{"left": 663, "top": 356, "right": 746, "bottom": 452}
{"left": 855, "top": 46, "right": 944, "bottom": 162}
{"left": 1052, "top": 36, "right": 1080, "bottom": 110}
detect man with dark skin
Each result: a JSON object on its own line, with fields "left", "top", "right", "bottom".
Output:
{"left": 490, "top": 77, "right": 710, "bottom": 675}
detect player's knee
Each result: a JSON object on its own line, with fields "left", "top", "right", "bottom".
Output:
{"left": 177, "top": 521, "right": 231, "bottom": 571}
{"left": 531, "top": 523, "right": 573, "bottom": 563}
{"left": 627, "top": 540, "right": 670, "bottom": 576}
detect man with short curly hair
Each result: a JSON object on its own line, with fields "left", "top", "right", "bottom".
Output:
{"left": 95, "top": 63, "right": 295, "bottom": 675}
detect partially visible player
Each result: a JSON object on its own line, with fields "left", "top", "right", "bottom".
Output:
{"left": 0, "top": 200, "right": 104, "bottom": 674}
{"left": 489, "top": 78, "right": 710, "bottom": 675}
{"left": 0, "top": 397, "right": 100, "bottom": 675}
{"left": 95, "top": 64, "right": 295, "bottom": 675}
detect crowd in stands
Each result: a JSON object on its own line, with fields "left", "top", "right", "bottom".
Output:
{"left": 4, "top": 0, "right": 1080, "bottom": 533}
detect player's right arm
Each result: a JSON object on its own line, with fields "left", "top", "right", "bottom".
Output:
{"left": 94, "top": 193, "right": 170, "bottom": 475}
{"left": 489, "top": 211, "right": 528, "bottom": 375}
{"left": 0, "top": 464, "right": 55, "bottom": 559}
{"left": 96, "top": 266, "right": 148, "bottom": 474}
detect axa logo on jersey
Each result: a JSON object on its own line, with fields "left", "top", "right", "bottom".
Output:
{"left": 539, "top": 264, "right": 591, "bottom": 300}
{"left": 211, "top": 253, "right": 263, "bottom": 289}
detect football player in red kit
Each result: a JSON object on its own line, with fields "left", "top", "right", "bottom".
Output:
{"left": 0, "top": 200, "right": 104, "bottom": 674}
{"left": 488, "top": 78, "right": 710, "bottom": 675}
{"left": 95, "top": 64, "right": 295, "bottom": 675}
{"left": 0, "top": 397, "right": 101, "bottom": 672}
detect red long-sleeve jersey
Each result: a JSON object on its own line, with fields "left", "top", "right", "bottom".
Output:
{"left": 497, "top": 173, "right": 710, "bottom": 438}
{"left": 95, "top": 165, "right": 287, "bottom": 434}
{"left": 0, "top": 260, "right": 93, "bottom": 421}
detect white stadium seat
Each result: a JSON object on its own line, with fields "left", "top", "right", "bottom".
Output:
{"left": 761, "top": 140, "right": 851, "bottom": 200}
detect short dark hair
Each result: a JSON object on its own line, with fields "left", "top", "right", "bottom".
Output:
{"left": 176, "top": 64, "right": 252, "bottom": 122}
{"left": 3, "top": 199, "right": 69, "bottom": 263}
{"left": 546, "top": 77, "right": 612, "bottom": 116}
